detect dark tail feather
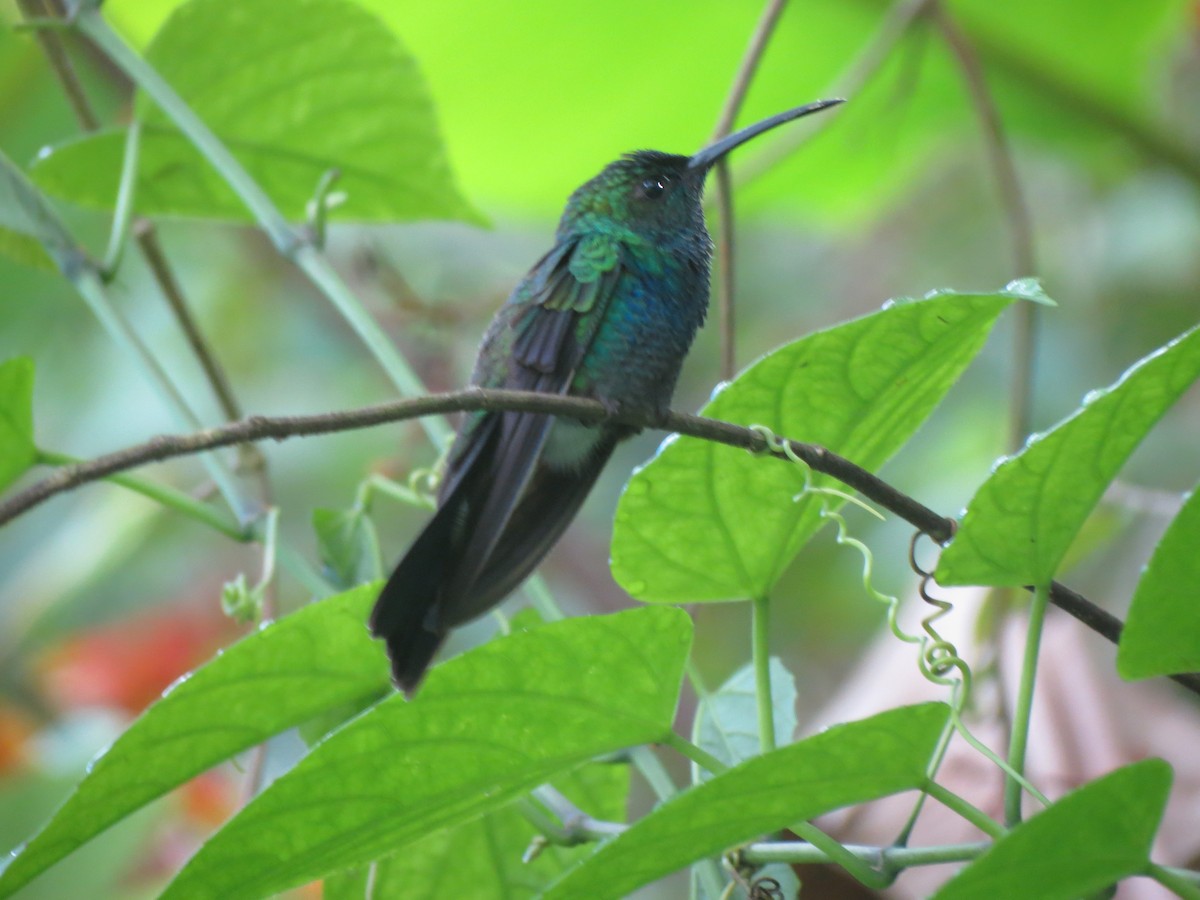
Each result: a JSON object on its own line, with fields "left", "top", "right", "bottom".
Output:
{"left": 370, "top": 428, "right": 615, "bottom": 695}
{"left": 445, "top": 439, "right": 617, "bottom": 625}
{"left": 369, "top": 496, "right": 462, "bottom": 695}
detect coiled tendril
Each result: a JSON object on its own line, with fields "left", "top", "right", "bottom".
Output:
{"left": 747, "top": 425, "right": 1046, "bottom": 806}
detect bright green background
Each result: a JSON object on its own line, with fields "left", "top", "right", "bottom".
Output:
{"left": 1, "top": 0, "right": 1198, "bottom": 897}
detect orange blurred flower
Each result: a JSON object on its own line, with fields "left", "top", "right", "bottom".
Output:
{"left": 36, "top": 603, "right": 240, "bottom": 716}
{"left": 0, "top": 703, "right": 35, "bottom": 775}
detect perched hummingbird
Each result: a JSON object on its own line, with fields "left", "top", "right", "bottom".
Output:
{"left": 371, "top": 99, "right": 843, "bottom": 694}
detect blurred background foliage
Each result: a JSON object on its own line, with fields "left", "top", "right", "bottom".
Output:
{"left": 0, "top": 0, "right": 1197, "bottom": 896}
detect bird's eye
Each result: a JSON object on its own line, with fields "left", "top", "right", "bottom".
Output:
{"left": 638, "top": 177, "right": 667, "bottom": 200}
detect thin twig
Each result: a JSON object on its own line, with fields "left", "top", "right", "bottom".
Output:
{"left": 133, "top": 221, "right": 245, "bottom": 422}
{"left": 713, "top": 163, "right": 738, "bottom": 380}
{"left": 933, "top": 5, "right": 1035, "bottom": 278}
{"left": 947, "top": 4, "right": 1200, "bottom": 188}
{"left": 16, "top": 0, "right": 99, "bottom": 130}
{"left": 733, "top": 0, "right": 936, "bottom": 188}
{"left": 529, "top": 785, "right": 627, "bottom": 845}
{"left": 933, "top": 2, "right": 1038, "bottom": 451}
{"left": 131, "top": 220, "right": 272, "bottom": 490}
{"left": 709, "top": 0, "right": 789, "bottom": 380}
{"left": 710, "top": 0, "right": 789, "bottom": 141}
{"left": 3, "top": 387, "right": 1197, "bottom": 696}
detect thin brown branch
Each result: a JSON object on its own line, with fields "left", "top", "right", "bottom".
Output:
{"left": 132, "top": 220, "right": 244, "bottom": 422}
{"left": 934, "top": 2, "right": 1038, "bottom": 450}
{"left": 733, "top": 0, "right": 936, "bottom": 187}
{"left": 2, "top": 387, "right": 1196, "bottom": 696}
{"left": 130, "top": 220, "right": 272, "bottom": 500}
{"left": 709, "top": 0, "right": 789, "bottom": 380}
{"left": 713, "top": 162, "right": 737, "bottom": 380}
{"left": 711, "top": 0, "right": 789, "bottom": 141}
{"left": 933, "top": 6, "right": 1035, "bottom": 277}
{"left": 16, "top": 0, "right": 99, "bottom": 130}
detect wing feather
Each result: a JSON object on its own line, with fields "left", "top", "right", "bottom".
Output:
{"left": 429, "top": 235, "right": 625, "bottom": 626}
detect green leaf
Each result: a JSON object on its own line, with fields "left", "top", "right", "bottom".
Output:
{"left": 691, "top": 658, "right": 797, "bottom": 782}
{"left": 1118, "top": 483, "right": 1200, "bottom": 679}
{"left": 104, "top": 0, "right": 1191, "bottom": 223}
{"left": 937, "top": 325, "right": 1200, "bottom": 587}
{"left": 932, "top": 759, "right": 1171, "bottom": 900}
{"left": 612, "top": 287, "right": 1026, "bottom": 602}
{"left": 0, "top": 771, "right": 168, "bottom": 900}
{"left": 368, "top": 764, "right": 630, "bottom": 899}
{"left": 0, "top": 584, "right": 389, "bottom": 899}
{"left": 33, "top": 0, "right": 479, "bottom": 224}
{"left": 160, "top": 607, "right": 692, "bottom": 900}
{"left": 0, "top": 357, "right": 36, "bottom": 493}
{"left": 543, "top": 703, "right": 948, "bottom": 900}
{"left": 313, "top": 506, "right": 383, "bottom": 589}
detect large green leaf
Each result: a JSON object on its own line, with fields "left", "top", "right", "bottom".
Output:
{"left": 1118, "top": 483, "right": 1200, "bottom": 679}
{"left": 0, "top": 584, "right": 389, "bottom": 899}
{"left": 543, "top": 703, "right": 949, "bottom": 900}
{"left": 938, "top": 325, "right": 1200, "bottom": 587}
{"left": 159, "top": 607, "right": 692, "bottom": 900}
{"left": 361, "top": 764, "right": 630, "bottom": 899}
{"left": 932, "top": 760, "right": 1170, "bottom": 900}
{"left": 33, "top": 0, "right": 478, "bottom": 224}
{"left": 0, "top": 357, "right": 36, "bottom": 492}
{"left": 102, "top": 0, "right": 1194, "bottom": 223}
{"left": 612, "top": 286, "right": 1029, "bottom": 602}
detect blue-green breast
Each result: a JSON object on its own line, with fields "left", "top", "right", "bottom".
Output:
{"left": 570, "top": 232, "right": 711, "bottom": 410}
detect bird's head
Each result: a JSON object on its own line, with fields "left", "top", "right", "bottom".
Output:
{"left": 557, "top": 99, "right": 844, "bottom": 245}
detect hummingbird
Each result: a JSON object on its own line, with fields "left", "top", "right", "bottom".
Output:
{"left": 370, "top": 99, "right": 844, "bottom": 694}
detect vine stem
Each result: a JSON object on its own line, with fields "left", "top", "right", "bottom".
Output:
{"left": 660, "top": 731, "right": 728, "bottom": 776}
{"left": 1148, "top": 864, "right": 1200, "bottom": 899}
{"left": 924, "top": 781, "right": 1004, "bottom": 840}
{"left": 1005, "top": 581, "right": 1050, "bottom": 825}
{"left": 36, "top": 449, "right": 245, "bottom": 540}
{"left": 789, "top": 821, "right": 890, "bottom": 889}
{"left": 741, "top": 839, "right": 990, "bottom": 867}
{"left": 71, "top": 258, "right": 249, "bottom": 518}
{"left": 752, "top": 594, "right": 776, "bottom": 754}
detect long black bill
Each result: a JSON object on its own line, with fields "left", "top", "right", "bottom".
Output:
{"left": 687, "top": 98, "right": 844, "bottom": 171}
